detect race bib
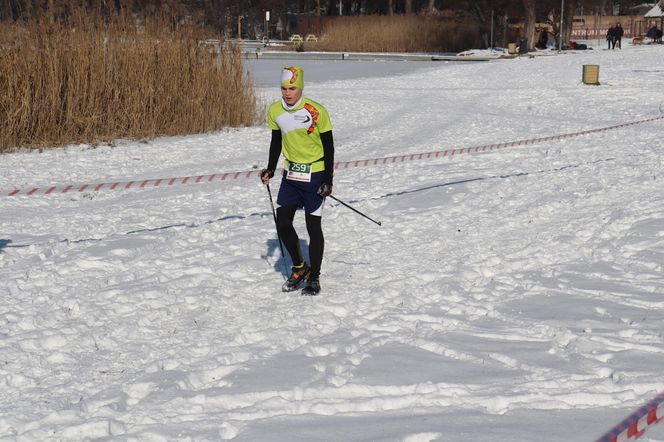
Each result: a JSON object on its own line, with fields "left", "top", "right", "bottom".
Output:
{"left": 286, "top": 162, "right": 312, "bottom": 182}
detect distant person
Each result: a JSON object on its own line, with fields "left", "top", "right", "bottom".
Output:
{"left": 614, "top": 23, "right": 624, "bottom": 49}
{"left": 647, "top": 25, "right": 657, "bottom": 39}
{"left": 536, "top": 29, "right": 548, "bottom": 50}
{"left": 648, "top": 25, "right": 663, "bottom": 44}
{"left": 607, "top": 24, "right": 615, "bottom": 49}
{"left": 261, "top": 66, "right": 335, "bottom": 296}
{"left": 569, "top": 40, "right": 587, "bottom": 50}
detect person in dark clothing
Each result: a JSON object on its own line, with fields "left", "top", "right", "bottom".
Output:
{"left": 536, "top": 28, "right": 548, "bottom": 50}
{"left": 607, "top": 25, "right": 615, "bottom": 49}
{"left": 614, "top": 23, "right": 624, "bottom": 49}
{"left": 647, "top": 25, "right": 657, "bottom": 39}
{"left": 648, "top": 25, "right": 663, "bottom": 44}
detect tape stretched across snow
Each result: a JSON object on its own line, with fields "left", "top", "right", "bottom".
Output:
{"left": 595, "top": 391, "right": 664, "bottom": 442}
{"left": 4, "top": 115, "right": 664, "bottom": 197}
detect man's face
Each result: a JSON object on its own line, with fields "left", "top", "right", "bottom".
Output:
{"left": 281, "top": 86, "right": 302, "bottom": 106}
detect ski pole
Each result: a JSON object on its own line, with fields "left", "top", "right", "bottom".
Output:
{"left": 329, "top": 195, "right": 382, "bottom": 226}
{"left": 266, "top": 183, "right": 287, "bottom": 277}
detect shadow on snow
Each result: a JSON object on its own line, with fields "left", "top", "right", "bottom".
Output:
{"left": 0, "top": 239, "right": 11, "bottom": 254}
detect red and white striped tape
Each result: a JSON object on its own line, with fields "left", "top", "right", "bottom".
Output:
{"left": 596, "top": 391, "right": 664, "bottom": 442}
{"left": 4, "top": 115, "right": 663, "bottom": 197}
{"left": 5, "top": 170, "right": 266, "bottom": 197}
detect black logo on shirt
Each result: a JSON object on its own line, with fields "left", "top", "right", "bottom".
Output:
{"left": 294, "top": 115, "right": 311, "bottom": 124}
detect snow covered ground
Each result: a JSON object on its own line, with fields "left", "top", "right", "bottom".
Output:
{"left": 1, "top": 41, "right": 664, "bottom": 441}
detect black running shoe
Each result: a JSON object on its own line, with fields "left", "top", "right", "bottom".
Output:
{"left": 301, "top": 277, "right": 321, "bottom": 296}
{"left": 281, "top": 262, "right": 310, "bottom": 292}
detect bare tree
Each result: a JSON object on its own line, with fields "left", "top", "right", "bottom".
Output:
{"left": 460, "top": 0, "right": 515, "bottom": 49}
{"left": 522, "top": 0, "right": 536, "bottom": 49}
{"left": 426, "top": 0, "right": 435, "bottom": 14}
{"left": 203, "top": 0, "right": 225, "bottom": 31}
{"left": 562, "top": 0, "right": 579, "bottom": 46}
{"left": 0, "top": 0, "right": 21, "bottom": 20}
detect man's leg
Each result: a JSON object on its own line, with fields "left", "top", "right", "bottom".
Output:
{"left": 276, "top": 205, "right": 303, "bottom": 265}
{"left": 305, "top": 213, "right": 324, "bottom": 279}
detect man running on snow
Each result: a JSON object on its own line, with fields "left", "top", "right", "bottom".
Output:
{"left": 261, "top": 66, "right": 334, "bottom": 296}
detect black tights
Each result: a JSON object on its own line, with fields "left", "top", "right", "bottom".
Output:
{"left": 276, "top": 206, "right": 324, "bottom": 279}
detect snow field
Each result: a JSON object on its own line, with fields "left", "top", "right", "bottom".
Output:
{"left": 1, "top": 42, "right": 664, "bottom": 441}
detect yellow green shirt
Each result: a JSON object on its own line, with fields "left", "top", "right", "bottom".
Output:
{"left": 267, "top": 97, "right": 332, "bottom": 173}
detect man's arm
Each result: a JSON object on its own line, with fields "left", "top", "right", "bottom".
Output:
{"left": 267, "top": 130, "right": 282, "bottom": 171}
{"left": 262, "top": 130, "right": 282, "bottom": 184}
{"left": 320, "top": 130, "right": 334, "bottom": 185}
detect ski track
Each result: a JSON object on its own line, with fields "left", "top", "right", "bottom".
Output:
{"left": 2, "top": 44, "right": 664, "bottom": 441}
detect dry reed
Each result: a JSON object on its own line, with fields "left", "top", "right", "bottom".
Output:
{"left": 0, "top": 9, "right": 258, "bottom": 152}
{"left": 310, "top": 15, "right": 481, "bottom": 53}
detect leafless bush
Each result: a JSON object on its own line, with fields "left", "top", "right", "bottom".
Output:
{"left": 309, "top": 15, "right": 481, "bottom": 53}
{"left": 0, "top": 8, "right": 258, "bottom": 152}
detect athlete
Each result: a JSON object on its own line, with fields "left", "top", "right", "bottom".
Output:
{"left": 261, "top": 66, "right": 335, "bottom": 296}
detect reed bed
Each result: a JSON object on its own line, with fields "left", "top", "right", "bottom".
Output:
{"left": 310, "top": 15, "right": 481, "bottom": 53}
{"left": 0, "top": 10, "right": 258, "bottom": 152}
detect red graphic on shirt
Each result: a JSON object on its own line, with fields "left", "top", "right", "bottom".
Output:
{"left": 303, "top": 103, "right": 319, "bottom": 134}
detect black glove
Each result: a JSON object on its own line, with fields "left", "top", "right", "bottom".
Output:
{"left": 317, "top": 182, "right": 333, "bottom": 197}
{"left": 260, "top": 168, "right": 274, "bottom": 184}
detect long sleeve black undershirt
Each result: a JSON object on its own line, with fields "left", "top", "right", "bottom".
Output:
{"left": 267, "top": 129, "right": 335, "bottom": 185}
{"left": 266, "top": 129, "right": 282, "bottom": 173}
{"left": 320, "top": 131, "right": 334, "bottom": 185}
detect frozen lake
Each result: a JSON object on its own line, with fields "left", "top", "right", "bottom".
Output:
{"left": 244, "top": 57, "right": 458, "bottom": 87}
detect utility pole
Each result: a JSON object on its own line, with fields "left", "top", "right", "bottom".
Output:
{"left": 490, "top": 9, "right": 494, "bottom": 51}
{"left": 237, "top": 16, "right": 243, "bottom": 40}
{"left": 559, "top": 0, "right": 564, "bottom": 52}
{"left": 265, "top": 11, "right": 270, "bottom": 43}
